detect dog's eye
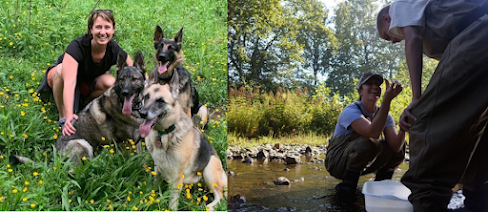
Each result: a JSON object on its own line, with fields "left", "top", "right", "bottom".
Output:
{"left": 156, "top": 98, "right": 165, "bottom": 104}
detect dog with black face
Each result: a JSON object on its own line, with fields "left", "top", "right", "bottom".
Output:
{"left": 147, "top": 26, "right": 208, "bottom": 128}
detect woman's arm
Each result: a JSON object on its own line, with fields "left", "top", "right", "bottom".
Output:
{"left": 61, "top": 53, "right": 79, "bottom": 136}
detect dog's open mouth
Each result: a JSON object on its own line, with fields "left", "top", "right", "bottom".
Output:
{"left": 122, "top": 94, "right": 136, "bottom": 115}
{"left": 139, "top": 115, "right": 163, "bottom": 138}
{"left": 158, "top": 61, "right": 170, "bottom": 74}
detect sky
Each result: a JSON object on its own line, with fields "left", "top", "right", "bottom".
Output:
{"left": 321, "top": 0, "right": 339, "bottom": 17}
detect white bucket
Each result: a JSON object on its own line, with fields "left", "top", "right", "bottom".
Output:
{"left": 362, "top": 180, "right": 414, "bottom": 212}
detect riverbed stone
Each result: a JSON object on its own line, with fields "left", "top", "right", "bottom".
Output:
{"left": 285, "top": 156, "right": 300, "bottom": 164}
{"left": 273, "top": 176, "right": 291, "bottom": 185}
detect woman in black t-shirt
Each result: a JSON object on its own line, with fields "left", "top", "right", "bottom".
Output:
{"left": 37, "top": 10, "right": 133, "bottom": 136}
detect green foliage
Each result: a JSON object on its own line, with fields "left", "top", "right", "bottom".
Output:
{"left": 0, "top": 0, "right": 227, "bottom": 210}
{"left": 228, "top": 85, "right": 345, "bottom": 138}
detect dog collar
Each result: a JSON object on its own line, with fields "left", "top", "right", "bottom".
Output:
{"left": 159, "top": 124, "right": 176, "bottom": 135}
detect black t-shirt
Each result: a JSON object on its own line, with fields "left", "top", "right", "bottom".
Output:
{"left": 53, "top": 34, "right": 127, "bottom": 82}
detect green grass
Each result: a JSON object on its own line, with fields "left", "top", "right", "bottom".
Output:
{"left": 227, "top": 132, "right": 329, "bottom": 149}
{"left": 0, "top": 0, "right": 227, "bottom": 210}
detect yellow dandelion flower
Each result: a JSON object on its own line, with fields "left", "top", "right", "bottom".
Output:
{"left": 132, "top": 206, "right": 138, "bottom": 210}
{"left": 101, "top": 137, "right": 105, "bottom": 141}
{"left": 53, "top": 167, "right": 57, "bottom": 170}
{"left": 0, "top": 92, "right": 3, "bottom": 96}
{"left": 22, "top": 133, "right": 28, "bottom": 138}
{"left": 23, "top": 187, "right": 27, "bottom": 192}
{"left": 156, "top": 199, "right": 160, "bottom": 203}
{"left": 206, "top": 206, "right": 210, "bottom": 211}
{"left": 108, "top": 205, "right": 113, "bottom": 210}
{"left": 33, "top": 172, "right": 38, "bottom": 177}
{"left": 9, "top": 75, "right": 13, "bottom": 79}
{"left": 0, "top": 196, "right": 3, "bottom": 202}
{"left": 6, "top": 164, "right": 10, "bottom": 168}
{"left": 103, "top": 145, "right": 110, "bottom": 148}
{"left": 30, "top": 204, "right": 36, "bottom": 208}
{"left": 39, "top": 180, "right": 43, "bottom": 184}
{"left": 10, "top": 134, "right": 14, "bottom": 138}
{"left": 140, "top": 191, "right": 143, "bottom": 195}
{"left": 151, "top": 171, "right": 156, "bottom": 176}
{"left": 12, "top": 189, "right": 18, "bottom": 193}
{"left": 142, "top": 142, "right": 145, "bottom": 146}
{"left": 106, "top": 199, "right": 110, "bottom": 203}
{"left": 128, "top": 191, "right": 132, "bottom": 194}
{"left": 186, "top": 192, "right": 192, "bottom": 199}
{"left": 53, "top": 134, "right": 58, "bottom": 139}
{"left": 197, "top": 197, "right": 201, "bottom": 202}
{"left": 24, "top": 181, "right": 29, "bottom": 185}
{"left": 197, "top": 172, "right": 202, "bottom": 176}
{"left": 203, "top": 195, "right": 208, "bottom": 201}
{"left": 109, "top": 149, "right": 114, "bottom": 154}
{"left": 43, "top": 152, "right": 47, "bottom": 156}
{"left": 0, "top": 155, "right": 3, "bottom": 159}
{"left": 23, "top": 197, "right": 27, "bottom": 202}
{"left": 127, "top": 196, "right": 131, "bottom": 201}
{"left": 90, "top": 199, "right": 94, "bottom": 204}
{"left": 82, "top": 156, "right": 86, "bottom": 161}
{"left": 213, "top": 183, "right": 217, "bottom": 187}
{"left": 182, "top": 174, "right": 185, "bottom": 179}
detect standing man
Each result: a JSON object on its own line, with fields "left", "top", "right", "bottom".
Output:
{"left": 377, "top": 0, "right": 488, "bottom": 211}
{"left": 325, "top": 72, "right": 405, "bottom": 197}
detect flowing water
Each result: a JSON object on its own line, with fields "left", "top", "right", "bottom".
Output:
{"left": 228, "top": 155, "right": 463, "bottom": 212}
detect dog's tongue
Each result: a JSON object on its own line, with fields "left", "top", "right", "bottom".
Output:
{"left": 158, "top": 61, "right": 169, "bottom": 74}
{"left": 122, "top": 95, "right": 135, "bottom": 115}
{"left": 139, "top": 118, "right": 156, "bottom": 138}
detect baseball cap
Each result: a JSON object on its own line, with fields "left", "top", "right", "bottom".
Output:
{"left": 357, "top": 72, "right": 384, "bottom": 89}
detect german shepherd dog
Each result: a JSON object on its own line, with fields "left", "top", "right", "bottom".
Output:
{"left": 147, "top": 25, "right": 208, "bottom": 128}
{"left": 139, "top": 72, "right": 227, "bottom": 211}
{"left": 11, "top": 51, "right": 146, "bottom": 168}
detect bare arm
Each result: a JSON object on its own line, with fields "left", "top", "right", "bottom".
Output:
{"left": 61, "top": 53, "right": 79, "bottom": 136}
{"left": 401, "top": 26, "right": 424, "bottom": 100}
{"left": 384, "top": 126, "right": 406, "bottom": 152}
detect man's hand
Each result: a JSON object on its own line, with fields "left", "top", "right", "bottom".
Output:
{"left": 62, "top": 114, "right": 79, "bottom": 136}
{"left": 399, "top": 99, "right": 418, "bottom": 132}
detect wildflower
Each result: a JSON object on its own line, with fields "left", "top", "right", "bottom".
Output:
{"left": 151, "top": 171, "right": 156, "bottom": 176}
{"left": 206, "top": 206, "right": 210, "bottom": 211}
{"left": 203, "top": 195, "right": 208, "bottom": 201}
{"left": 33, "top": 172, "right": 38, "bottom": 177}
{"left": 53, "top": 167, "right": 57, "bottom": 170}
{"left": 0, "top": 196, "right": 3, "bottom": 202}
{"left": 23, "top": 187, "right": 27, "bottom": 192}
{"left": 8, "top": 169, "right": 12, "bottom": 172}
{"left": 23, "top": 197, "right": 27, "bottom": 202}
{"left": 25, "top": 181, "right": 29, "bottom": 186}
{"left": 6, "top": 164, "right": 9, "bottom": 168}
{"left": 43, "top": 152, "right": 47, "bottom": 156}
{"left": 127, "top": 196, "right": 131, "bottom": 201}
{"left": 103, "top": 145, "right": 110, "bottom": 148}
{"left": 101, "top": 136, "right": 105, "bottom": 141}
{"left": 53, "top": 134, "right": 58, "bottom": 139}
{"left": 182, "top": 174, "right": 185, "bottom": 179}
{"left": 30, "top": 204, "right": 36, "bottom": 208}
{"left": 82, "top": 156, "right": 86, "bottom": 161}
{"left": 9, "top": 75, "right": 13, "bottom": 79}
{"left": 0, "top": 155, "right": 3, "bottom": 159}
{"left": 39, "top": 180, "right": 43, "bottom": 185}
{"left": 106, "top": 199, "right": 110, "bottom": 203}
{"left": 22, "top": 133, "right": 28, "bottom": 138}
{"left": 90, "top": 199, "right": 94, "bottom": 204}
{"left": 109, "top": 149, "right": 114, "bottom": 154}
{"left": 13, "top": 189, "right": 18, "bottom": 193}
{"left": 132, "top": 206, "right": 138, "bottom": 210}
{"left": 108, "top": 205, "right": 113, "bottom": 210}
{"left": 197, "top": 172, "right": 202, "bottom": 176}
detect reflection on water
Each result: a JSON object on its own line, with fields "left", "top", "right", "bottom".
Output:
{"left": 228, "top": 155, "right": 409, "bottom": 212}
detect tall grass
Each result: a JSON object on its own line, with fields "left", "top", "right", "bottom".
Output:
{"left": 0, "top": 0, "right": 227, "bottom": 210}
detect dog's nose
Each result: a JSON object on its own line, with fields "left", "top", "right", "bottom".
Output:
{"left": 139, "top": 109, "right": 147, "bottom": 118}
{"left": 121, "top": 89, "right": 129, "bottom": 96}
{"left": 158, "top": 53, "right": 167, "bottom": 62}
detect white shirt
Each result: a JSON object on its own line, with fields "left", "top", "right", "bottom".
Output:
{"left": 388, "top": 0, "right": 430, "bottom": 39}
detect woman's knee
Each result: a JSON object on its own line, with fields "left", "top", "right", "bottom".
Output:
{"left": 48, "top": 64, "right": 63, "bottom": 88}
{"left": 96, "top": 74, "right": 115, "bottom": 90}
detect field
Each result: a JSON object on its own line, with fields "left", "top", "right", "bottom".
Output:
{"left": 0, "top": 0, "right": 227, "bottom": 210}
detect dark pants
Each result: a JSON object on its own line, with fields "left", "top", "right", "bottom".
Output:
{"left": 402, "top": 15, "right": 488, "bottom": 212}
{"left": 325, "top": 132, "right": 405, "bottom": 179}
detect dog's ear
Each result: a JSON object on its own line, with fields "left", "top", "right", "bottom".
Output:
{"left": 116, "top": 51, "right": 128, "bottom": 72}
{"left": 154, "top": 25, "right": 164, "bottom": 49}
{"left": 134, "top": 51, "right": 146, "bottom": 75}
{"left": 169, "top": 68, "right": 180, "bottom": 100}
{"left": 174, "top": 27, "right": 183, "bottom": 50}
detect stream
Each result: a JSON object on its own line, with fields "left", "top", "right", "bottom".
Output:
{"left": 228, "top": 155, "right": 464, "bottom": 212}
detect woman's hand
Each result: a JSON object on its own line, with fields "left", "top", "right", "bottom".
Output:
{"left": 383, "top": 79, "right": 403, "bottom": 102}
{"left": 62, "top": 114, "right": 79, "bottom": 136}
